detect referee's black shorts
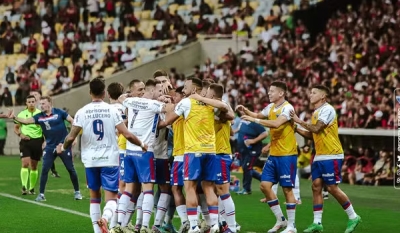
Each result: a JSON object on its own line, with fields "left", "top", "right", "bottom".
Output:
{"left": 20, "top": 138, "right": 44, "bottom": 161}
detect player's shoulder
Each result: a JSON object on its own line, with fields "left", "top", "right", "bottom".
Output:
{"left": 320, "top": 103, "right": 335, "bottom": 113}
{"left": 283, "top": 101, "right": 294, "bottom": 109}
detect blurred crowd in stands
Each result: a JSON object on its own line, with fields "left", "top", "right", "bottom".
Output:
{"left": 168, "top": 0, "right": 400, "bottom": 130}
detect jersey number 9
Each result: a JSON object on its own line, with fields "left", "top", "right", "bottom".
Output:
{"left": 93, "top": 119, "right": 104, "bottom": 141}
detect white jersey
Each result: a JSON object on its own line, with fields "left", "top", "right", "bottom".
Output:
{"left": 74, "top": 101, "right": 123, "bottom": 168}
{"left": 111, "top": 102, "right": 127, "bottom": 120}
{"left": 154, "top": 113, "right": 169, "bottom": 159}
{"left": 123, "top": 97, "right": 165, "bottom": 152}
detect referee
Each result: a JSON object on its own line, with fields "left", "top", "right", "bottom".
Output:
{"left": 14, "top": 95, "right": 44, "bottom": 195}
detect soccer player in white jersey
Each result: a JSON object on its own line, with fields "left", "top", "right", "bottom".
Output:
{"left": 115, "top": 79, "right": 166, "bottom": 233}
{"left": 58, "top": 78, "right": 147, "bottom": 233}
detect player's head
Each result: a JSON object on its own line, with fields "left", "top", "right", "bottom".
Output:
{"left": 26, "top": 95, "right": 36, "bottom": 111}
{"left": 39, "top": 96, "right": 52, "bottom": 112}
{"left": 145, "top": 79, "right": 163, "bottom": 99}
{"left": 174, "top": 86, "right": 184, "bottom": 103}
{"left": 128, "top": 79, "right": 145, "bottom": 97}
{"left": 200, "top": 79, "right": 214, "bottom": 97}
{"left": 107, "top": 82, "right": 124, "bottom": 101}
{"left": 206, "top": 83, "right": 224, "bottom": 99}
{"left": 153, "top": 69, "right": 170, "bottom": 84}
{"left": 29, "top": 90, "right": 41, "bottom": 102}
{"left": 268, "top": 81, "right": 287, "bottom": 103}
{"left": 183, "top": 77, "right": 202, "bottom": 97}
{"left": 310, "top": 85, "right": 330, "bottom": 105}
{"left": 89, "top": 77, "right": 106, "bottom": 99}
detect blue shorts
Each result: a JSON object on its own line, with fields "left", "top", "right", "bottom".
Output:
{"left": 155, "top": 158, "right": 170, "bottom": 184}
{"left": 215, "top": 154, "right": 232, "bottom": 185}
{"left": 183, "top": 153, "right": 218, "bottom": 182}
{"left": 261, "top": 155, "right": 297, "bottom": 187}
{"left": 311, "top": 159, "right": 343, "bottom": 185}
{"left": 85, "top": 166, "right": 119, "bottom": 192}
{"left": 124, "top": 150, "right": 156, "bottom": 183}
{"left": 170, "top": 159, "right": 184, "bottom": 186}
{"left": 119, "top": 151, "right": 125, "bottom": 180}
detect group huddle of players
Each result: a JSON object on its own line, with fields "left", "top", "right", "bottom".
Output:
{"left": 57, "top": 69, "right": 362, "bottom": 233}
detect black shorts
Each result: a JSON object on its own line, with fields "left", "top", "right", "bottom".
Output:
{"left": 20, "top": 138, "right": 44, "bottom": 161}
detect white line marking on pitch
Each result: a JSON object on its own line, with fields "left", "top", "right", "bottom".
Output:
{"left": 0, "top": 193, "right": 90, "bottom": 218}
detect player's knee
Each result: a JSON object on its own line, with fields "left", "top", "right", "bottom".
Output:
{"left": 260, "top": 182, "right": 270, "bottom": 193}
{"left": 326, "top": 184, "right": 338, "bottom": 194}
{"left": 311, "top": 182, "right": 323, "bottom": 193}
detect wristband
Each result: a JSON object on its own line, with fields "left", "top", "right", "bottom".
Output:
{"left": 255, "top": 118, "right": 260, "bottom": 124}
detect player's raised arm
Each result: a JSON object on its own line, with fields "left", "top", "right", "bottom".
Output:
{"left": 12, "top": 116, "right": 36, "bottom": 125}
{"left": 158, "top": 103, "right": 175, "bottom": 128}
{"left": 290, "top": 108, "right": 329, "bottom": 134}
{"left": 164, "top": 98, "right": 189, "bottom": 125}
{"left": 118, "top": 93, "right": 129, "bottom": 104}
{"left": 235, "top": 104, "right": 265, "bottom": 119}
{"left": 242, "top": 104, "right": 293, "bottom": 128}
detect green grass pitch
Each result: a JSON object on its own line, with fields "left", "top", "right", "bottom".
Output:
{"left": 0, "top": 156, "right": 398, "bottom": 233}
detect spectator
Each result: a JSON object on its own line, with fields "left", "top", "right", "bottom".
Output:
{"left": 5, "top": 67, "right": 15, "bottom": 84}
{"left": 121, "top": 48, "right": 136, "bottom": 69}
{"left": 87, "top": 0, "right": 99, "bottom": 17}
{"left": 1, "top": 87, "right": 13, "bottom": 107}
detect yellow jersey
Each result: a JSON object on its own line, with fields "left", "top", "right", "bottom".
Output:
{"left": 263, "top": 101, "right": 297, "bottom": 156}
{"left": 215, "top": 118, "right": 232, "bottom": 155}
{"left": 174, "top": 98, "right": 216, "bottom": 153}
{"left": 118, "top": 135, "right": 127, "bottom": 151}
{"left": 311, "top": 103, "right": 343, "bottom": 157}
{"left": 172, "top": 116, "right": 185, "bottom": 156}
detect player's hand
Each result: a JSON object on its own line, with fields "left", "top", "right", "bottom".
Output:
{"left": 241, "top": 115, "right": 254, "bottom": 122}
{"left": 290, "top": 110, "right": 301, "bottom": 123}
{"left": 162, "top": 81, "right": 173, "bottom": 95}
{"left": 141, "top": 143, "right": 148, "bottom": 152}
{"left": 235, "top": 105, "right": 246, "bottom": 112}
{"left": 262, "top": 144, "right": 270, "bottom": 154}
{"left": 6, "top": 108, "right": 14, "bottom": 118}
{"left": 158, "top": 95, "right": 172, "bottom": 103}
{"left": 56, "top": 143, "right": 63, "bottom": 154}
{"left": 245, "top": 139, "right": 255, "bottom": 146}
{"left": 20, "top": 133, "right": 30, "bottom": 140}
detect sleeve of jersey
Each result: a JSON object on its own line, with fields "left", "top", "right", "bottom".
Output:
{"left": 73, "top": 110, "right": 83, "bottom": 127}
{"left": 174, "top": 98, "right": 191, "bottom": 118}
{"left": 122, "top": 98, "right": 131, "bottom": 108}
{"left": 280, "top": 104, "right": 294, "bottom": 120}
{"left": 318, "top": 105, "right": 335, "bottom": 125}
{"left": 111, "top": 108, "right": 123, "bottom": 126}
{"left": 260, "top": 104, "right": 272, "bottom": 118}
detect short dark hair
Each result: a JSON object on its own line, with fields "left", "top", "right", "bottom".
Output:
{"left": 312, "top": 85, "right": 330, "bottom": 96}
{"left": 107, "top": 82, "right": 124, "bottom": 100}
{"left": 145, "top": 79, "right": 161, "bottom": 87}
{"left": 271, "top": 81, "right": 287, "bottom": 92}
{"left": 40, "top": 96, "right": 52, "bottom": 103}
{"left": 209, "top": 83, "right": 224, "bottom": 98}
{"left": 26, "top": 95, "right": 36, "bottom": 101}
{"left": 175, "top": 86, "right": 184, "bottom": 94}
{"left": 90, "top": 77, "right": 106, "bottom": 97}
{"left": 128, "top": 79, "right": 142, "bottom": 88}
{"left": 188, "top": 77, "right": 202, "bottom": 89}
{"left": 153, "top": 69, "right": 168, "bottom": 79}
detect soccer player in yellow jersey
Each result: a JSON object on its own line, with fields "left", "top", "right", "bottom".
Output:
{"left": 204, "top": 84, "right": 237, "bottom": 233}
{"left": 290, "top": 85, "right": 361, "bottom": 233}
{"left": 169, "top": 86, "right": 190, "bottom": 231}
{"left": 237, "top": 81, "right": 298, "bottom": 233}
{"left": 164, "top": 77, "right": 233, "bottom": 233}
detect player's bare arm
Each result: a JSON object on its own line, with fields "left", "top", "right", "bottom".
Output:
{"left": 290, "top": 110, "right": 327, "bottom": 134}
{"left": 235, "top": 105, "right": 265, "bottom": 119}
{"left": 190, "top": 93, "right": 231, "bottom": 112}
{"left": 241, "top": 115, "right": 288, "bottom": 128}
{"left": 246, "top": 131, "right": 268, "bottom": 145}
{"left": 12, "top": 116, "right": 35, "bottom": 125}
{"left": 295, "top": 127, "right": 313, "bottom": 139}
{"left": 158, "top": 103, "right": 175, "bottom": 128}
{"left": 116, "top": 122, "right": 148, "bottom": 152}
{"left": 58, "top": 125, "right": 82, "bottom": 154}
